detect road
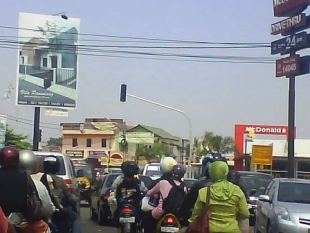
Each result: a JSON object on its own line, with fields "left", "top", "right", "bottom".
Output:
{"left": 80, "top": 206, "right": 254, "bottom": 233}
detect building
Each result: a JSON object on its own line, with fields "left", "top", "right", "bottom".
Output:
{"left": 61, "top": 118, "right": 131, "bottom": 167}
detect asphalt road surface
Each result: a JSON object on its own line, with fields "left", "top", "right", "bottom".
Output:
{"left": 80, "top": 206, "right": 255, "bottom": 233}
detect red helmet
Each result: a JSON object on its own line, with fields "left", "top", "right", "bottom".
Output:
{"left": 0, "top": 146, "right": 19, "bottom": 168}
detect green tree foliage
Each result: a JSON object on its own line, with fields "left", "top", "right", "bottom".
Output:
{"left": 4, "top": 126, "right": 31, "bottom": 150}
{"left": 47, "top": 137, "right": 63, "bottom": 146}
{"left": 135, "top": 142, "right": 173, "bottom": 161}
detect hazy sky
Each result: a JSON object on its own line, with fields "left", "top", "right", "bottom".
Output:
{"left": 1, "top": 1, "right": 310, "bottom": 143}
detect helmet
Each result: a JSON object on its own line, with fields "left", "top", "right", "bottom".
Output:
{"left": 227, "top": 170, "right": 240, "bottom": 185}
{"left": 160, "top": 157, "right": 177, "bottom": 174}
{"left": 202, "top": 152, "right": 226, "bottom": 177}
{"left": 18, "top": 150, "right": 37, "bottom": 175}
{"left": 43, "top": 155, "right": 60, "bottom": 174}
{"left": 0, "top": 146, "right": 19, "bottom": 168}
{"left": 121, "top": 161, "right": 130, "bottom": 173}
{"left": 123, "top": 161, "right": 139, "bottom": 178}
{"left": 171, "top": 164, "right": 186, "bottom": 179}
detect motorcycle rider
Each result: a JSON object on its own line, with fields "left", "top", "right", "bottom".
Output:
{"left": 42, "top": 155, "right": 80, "bottom": 233}
{"left": 0, "top": 206, "right": 16, "bottom": 233}
{"left": 179, "top": 152, "right": 227, "bottom": 223}
{"left": 17, "top": 150, "right": 56, "bottom": 219}
{"left": 143, "top": 164, "right": 187, "bottom": 233}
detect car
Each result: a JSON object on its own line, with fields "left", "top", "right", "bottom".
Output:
{"left": 183, "top": 178, "right": 197, "bottom": 190}
{"left": 32, "top": 151, "right": 80, "bottom": 212}
{"left": 142, "top": 163, "right": 161, "bottom": 180}
{"left": 238, "top": 171, "right": 273, "bottom": 226}
{"left": 74, "top": 163, "right": 97, "bottom": 204}
{"left": 90, "top": 173, "right": 153, "bottom": 225}
{"left": 255, "top": 178, "right": 310, "bottom": 233}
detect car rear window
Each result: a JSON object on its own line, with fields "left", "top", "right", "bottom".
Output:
{"left": 35, "top": 155, "right": 66, "bottom": 175}
{"left": 74, "top": 165, "right": 93, "bottom": 179}
{"left": 278, "top": 182, "right": 310, "bottom": 203}
{"left": 239, "top": 173, "right": 273, "bottom": 197}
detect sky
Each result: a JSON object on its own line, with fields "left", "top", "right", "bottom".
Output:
{"left": 1, "top": 1, "right": 310, "bottom": 143}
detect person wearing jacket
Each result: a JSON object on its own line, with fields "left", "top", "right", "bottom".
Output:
{"left": 18, "top": 150, "right": 56, "bottom": 219}
{"left": 189, "top": 161, "right": 249, "bottom": 233}
{"left": 0, "top": 206, "right": 15, "bottom": 233}
{"left": 179, "top": 153, "right": 226, "bottom": 222}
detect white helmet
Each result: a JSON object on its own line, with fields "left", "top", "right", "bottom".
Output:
{"left": 160, "top": 157, "right": 177, "bottom": 174}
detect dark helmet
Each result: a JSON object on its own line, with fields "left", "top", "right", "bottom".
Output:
{"left": 0, "top": 146, "right": 19, "bottom": 168}
{"left": 202, "top": 152, "right": 226, "bottom": 177}
{"left": 227, "top": 170, "right": 240, "bottom": 185}
{"left": 121, "top": 161, "right": 130, "bottom": 173}
{"left": 123, "top": 161, "right": 139, "bottom": 178}
{"left": 171, "top": 164, "right": 186, "bottom": 179}
{"left": 43, "top": 155, "right": 60, "bottom": 174}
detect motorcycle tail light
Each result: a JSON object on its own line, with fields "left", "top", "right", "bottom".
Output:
{"left": 122, "top": 207, "right": 132, "bottom": 213}
{"left": 164, "top": 216, "right": 175, "bottom": 224}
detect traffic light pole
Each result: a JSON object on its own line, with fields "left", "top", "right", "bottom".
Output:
{"left": 32, "top": 107, "right": 41, "bottom": 151}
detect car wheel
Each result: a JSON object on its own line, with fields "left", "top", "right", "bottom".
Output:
{"left": 98, "top": 205, "right": 105, "bottom": 225}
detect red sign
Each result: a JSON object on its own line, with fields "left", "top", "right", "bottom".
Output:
{"left": 276, "top": 55, "right": 300, "bottom": 77}
{"left": 273, "top": 0, "right": 309, "bottom": 17}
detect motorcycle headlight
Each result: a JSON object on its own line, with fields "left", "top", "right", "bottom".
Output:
{"left": 275, "top": 206, "right": 290, "bottom": 221}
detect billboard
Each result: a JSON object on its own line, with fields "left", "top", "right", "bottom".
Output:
{"left": 0, "top": 115, "right": 7, "bottom": 148}
{"left": 16, "top": 12, "right": 80, "bottom": 109}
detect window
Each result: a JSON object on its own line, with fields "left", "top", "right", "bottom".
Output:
{"left": 101, "top": 139, "right": 107, "bottom": 148}
{"left": 239, "top": 174, "right": 273, "bottom": 197}
{"left": 278, "top": 182, "right": 310, "bottom": 203}
{"left": 72, "top": 138, "right": 78, "bottom": 147}
{"left": 86, "top": 138, "right": 91, "bottom": 147}
{"left": 42, "top": 58, "right": 47, "bottom": 67}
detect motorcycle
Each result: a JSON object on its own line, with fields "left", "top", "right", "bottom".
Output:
{"left": 119, "top": 204, "right": 141, "bottom": 233}
{"left": 156, "top": 214, "right": 181, "bottom": 233}
{"left": 7, "top": 212, "right": 50, "bottom": 233}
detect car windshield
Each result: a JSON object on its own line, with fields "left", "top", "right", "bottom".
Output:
{"left": 74, "top": 166, "right": 93, "bottom": 179}
{"left": 278, "top": 182, "right": 310, "bottom": 203}
{"left": 35, "top": 155, "right": 66, "bottom": 175}
{"left": 239, "top": 173, "right": 273, "bottom": 197}
{"left": 146, "top": 170, "right": 161, "bottom": 177}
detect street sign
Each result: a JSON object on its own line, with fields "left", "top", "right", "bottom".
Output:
{"left": 276, "top": 55, "right": 310, "bottom": 77}
{"left": 282, "top": 15, "right": 310, "bottom": 36}
{"left": 273, "top": 0, "right": 309, "bottom": 17}
{"left": 251, "top": 145, "right": 273, "bottom": 165}
{"left": 271, "top": 32, "right": 308, "bottom": 55}
{"left": 276, "top": 55, "right": 300, "bottom": 77}
{"left": 271, "top": 14, "right": 306, "bottom": 35}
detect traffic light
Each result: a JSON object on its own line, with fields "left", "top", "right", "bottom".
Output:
{"left": 39, "top": 129, "right": 42, "bottom": 142}
{"left": 120, "top": 84, "right": 127, "bottom": 102}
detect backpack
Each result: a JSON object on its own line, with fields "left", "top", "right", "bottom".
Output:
{"left": 162, "top": 180, "right": 187, "bottom": 216}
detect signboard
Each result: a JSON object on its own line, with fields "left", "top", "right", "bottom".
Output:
{"left": 16, "top": 12, "right": 80, "bottom": 109}
{"left": 66, "top": 150, "right": 84, "bottom": 158}
{"left": 45, "top": 108, "right": 69, "bottom": 117}
{"left": 276, "top": 55, "right": 300, "bottom": 77}
{"left": 271, "top": 32, "right": 308, "bottom": 55}
{"left": 271, "top": 14, "right": 306, "bottom": 35}
{"left": 0, "top": 115, "right": 7, "bottom": 148}
{"left": 273, "top": 0, "right": 309, "bottom": 17}
{"left": 251, "top": 145, "right": 273, "bottom": 165}
{"left": 89, "top": 151, "right": 106, "bottom": 157}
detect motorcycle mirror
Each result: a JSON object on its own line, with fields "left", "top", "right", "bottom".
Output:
{"left": 8, "top": 212, "right": 23, "bottom": 225}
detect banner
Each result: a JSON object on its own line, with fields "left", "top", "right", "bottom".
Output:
{"left": 0, "top": 115, "right": 7, "bottom": 148}
{"left": 16, "top": 12, "right": 80, "bottom": 109}
{"left": 45, "top": 108, "right": 69, "bottom": 117}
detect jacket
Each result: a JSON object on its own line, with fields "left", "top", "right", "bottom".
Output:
{"left": 111, "top": 175, "right": 148, "bottom": 193}
{"left": 189, "top": 161, "right": 249, "bottom": 233}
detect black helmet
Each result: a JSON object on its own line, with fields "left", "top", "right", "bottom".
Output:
{"left": 43, "top": 155, "right": 60, "bottom": 174}
{"left": 171, "top": 164, "right": 186, "bottom": 179}
{"left": 227, "top": 170, "right": 240, "bottom": 185}
{"left": 0, "top": 146, "right": 19, "bottom": 169}
{"left": 121, "top": 161, "right": 130, "bottom": 173}
{"left": 123, "top": 161, "right": 139, "bottom": 178}
{"left": 202, "top": 152, "right": 226, "bottom": 177}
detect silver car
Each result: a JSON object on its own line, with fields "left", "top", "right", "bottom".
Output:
{"left": 255, "top": 178, "right": 310, "bottom": 233}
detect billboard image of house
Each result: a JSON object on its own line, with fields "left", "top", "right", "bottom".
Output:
{"left": 16, "top": 12, "right": 80, "bottom": 109}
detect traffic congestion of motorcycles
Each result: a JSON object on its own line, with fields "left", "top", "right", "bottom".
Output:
{"left": 0, "top": 147, "right": 309, "bottom": 233}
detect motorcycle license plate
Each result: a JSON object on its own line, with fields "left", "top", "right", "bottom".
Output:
{"left": 119, "top": 217, "right": 135, "bottom": 223}
{"left": 160, "top": 227, "right": 179, "bottom": 232}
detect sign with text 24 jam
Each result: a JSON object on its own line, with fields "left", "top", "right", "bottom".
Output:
{"left": 276, "top": 55, "right": 300, "bottom": 77}
{"left": 271, "top": 31, "right": 308, "bottom": 55}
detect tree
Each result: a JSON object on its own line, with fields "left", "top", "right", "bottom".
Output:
{"left": 47, "top": 137, "right": 63, "bottom": 146}
{"left": 4, "top": 126, "right": 31, "bottom": 150}
{"left": 135, "top": 142, "right": 174, "bottom": 161}
{"left": 194, "top": 131, "right": 235, "bottom": 156}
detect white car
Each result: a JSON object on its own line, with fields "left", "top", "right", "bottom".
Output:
{"left": 142, "top": 163, "right": 161, "bottom": 180}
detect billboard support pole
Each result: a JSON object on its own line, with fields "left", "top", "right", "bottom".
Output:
{"left": 287, "top": 51, "right": 296, "bottom": 178}
{"left": 32, "top": 107, "right": 40, "bottom": 151}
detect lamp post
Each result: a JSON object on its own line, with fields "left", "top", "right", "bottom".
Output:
{"left": 126, "top": 93, "right": 193, "bottom": 163}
